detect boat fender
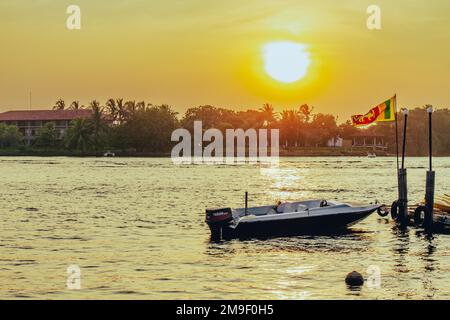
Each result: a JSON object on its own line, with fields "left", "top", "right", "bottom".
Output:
{"left": 320, "top": 200, "right": 328, "bottom": 208}
{"left": 377, "top": 205, "right": 389, "bottom": 217}
{"left": 390, "top": 200, "right": 399, "bottom": 221}
{"left": 414, "top": 205, "right": 428, "bottom": 227}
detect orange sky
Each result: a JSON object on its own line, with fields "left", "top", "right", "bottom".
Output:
{"left": 1, "top": 0, "right": 450, "bottom": 121}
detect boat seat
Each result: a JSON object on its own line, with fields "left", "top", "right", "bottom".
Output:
{"left": 276, "top": 203, "right": 308, "bottom": 214}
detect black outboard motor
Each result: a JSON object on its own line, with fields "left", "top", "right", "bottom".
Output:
{"left": 205, "top": 208, "right": 233, "bottom": 240}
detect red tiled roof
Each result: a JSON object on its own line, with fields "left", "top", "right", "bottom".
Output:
{"left": 0, "top": 109, "right": 93, "bottom": 121}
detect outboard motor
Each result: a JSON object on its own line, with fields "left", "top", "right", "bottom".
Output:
{"left": 205, "top": 207, "right": 233, "bottom": 240}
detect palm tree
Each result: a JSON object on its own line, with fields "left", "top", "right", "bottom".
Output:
{"left": 136, "top": 101, "right": 146, "bottom": 111}
{"left": 68, "top": 101, "right": 82, "bottom": 110}
{"left": 298, "top": 104, "right": 314, "bottom": 123}
{"left": 125, "top": 100, "right": 137, "bottom": 116}
{"left": 280, "top": 109, "right": 300, "bottom": 147}
{"left": 105, "top": 98, "right": 118, "bottom": 122}
{"left": 116, "top": 98, "right": 127, "bottom": 123}
{"left": 259, "top": 103, "right": 277, "bottom": 128}
{"left": 89, "top": 100, "right": 106, "bottom": 151}
{"left": 65, "top": 118, "right": 92, "bottom": 151}
{"left": 53, "top": 99, "right": 65, "bottom": 110}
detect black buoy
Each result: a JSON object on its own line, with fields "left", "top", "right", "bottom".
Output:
{"left": 377, "top": 204, "right": 389, "bottom": 217}
{"left": 390, "top": 200, "right": 399, "bottom": 220}
{"left": 414, "top": 205, "right": 428, "bottom": 227}
{"left": 345, "top": 271, "right": 364, "bottom": 287}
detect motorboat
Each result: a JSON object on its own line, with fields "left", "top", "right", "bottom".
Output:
{"left": 205, "top": 200, "right": 380, "bottom": 240}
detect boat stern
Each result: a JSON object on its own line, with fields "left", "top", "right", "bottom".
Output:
{"left": 205, "top": 207, "right": 234, "bottom": 240}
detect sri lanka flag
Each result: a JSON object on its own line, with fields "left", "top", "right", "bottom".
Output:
{"left": 352, "top": 95, "right": 396, "bottom": 127}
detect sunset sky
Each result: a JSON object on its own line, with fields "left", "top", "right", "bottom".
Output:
{"left": 1, "top": 0, "right": 450, "bottom": 121}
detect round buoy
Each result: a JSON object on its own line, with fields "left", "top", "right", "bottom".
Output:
{"left": 390, "top": 200, "right": 399, "bottom": 221}
{"left": 377, "top": 205, "right": 389, "bottom": 217}
{"left": 414, "top": 205, "right": 428, "bottom": 227}
{"left": 345, "top": 271, "right": 364, "bottom": 287}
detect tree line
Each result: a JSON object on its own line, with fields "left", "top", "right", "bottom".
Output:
{"left": 1, "top": 99, "right": 449, "bottom": 156}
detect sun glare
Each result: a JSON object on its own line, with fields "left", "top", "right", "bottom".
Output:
{"left": 262, "top": 41, "right": 311, "bottom": 84}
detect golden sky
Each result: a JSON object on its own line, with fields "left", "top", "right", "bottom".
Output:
{"left": 1, "top": 0, "right": 450, "bottom": 121}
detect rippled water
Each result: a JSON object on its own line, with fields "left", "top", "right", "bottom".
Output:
{"left": 0, "top": 157, "right": 449, "bottom": 299}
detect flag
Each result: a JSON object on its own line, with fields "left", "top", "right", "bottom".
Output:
{"left": 351, "top": 95, "right": 396, "bottom": 127}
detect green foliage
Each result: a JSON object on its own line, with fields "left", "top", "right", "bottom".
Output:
{"left": 35, "top": 122, "right": 58, "bottom": 148}
{"left": 176, "top": 104, "right": 450, "bottom": 154}
{"left": 2, "top": 100, "right": 450, "bottom": 156}
{"left": 65, "top": 118, "right": 93, "bottom": 151}
{"left": 182, "top": 105, "right": 240, "bottom": 130}
{"left": 89, "top": 100, "right": 108, "bottom": 150}
{"left": 357, "top": 106, "right": 450, "bottom": 156}
{"left": 402, "top": 106, "right": 450, "bottom": 156}
{"left": 0, "top": 123, "right": 23, "bottom": 148}
{"left": 116, "top": 104, "right": 179, "bottom": 152}
{"left": 180, "top": 104, "right": 338, "bottom": 148}
{"left": 64, "top": 100, "right": 110, "bottom": 151}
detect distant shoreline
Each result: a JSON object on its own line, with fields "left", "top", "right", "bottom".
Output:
{"left": 0, "top": 148, "right": 449, "bottom": 157}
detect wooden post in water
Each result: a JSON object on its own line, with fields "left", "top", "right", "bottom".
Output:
{"left": 398, "top": 109, "right": 409, "bottom": 227}
{"left": 245, "top": 191, "right": 248, "bottom": 216}
{"left": 424, "top": 106, "right": 435, "bottom": 231}
{"left": 401, "top": 109, "right": 408, "bottom": 170}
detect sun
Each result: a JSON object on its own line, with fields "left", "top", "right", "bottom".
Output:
{"left": 262, "top": 41, "right": 311, "bottom": 84}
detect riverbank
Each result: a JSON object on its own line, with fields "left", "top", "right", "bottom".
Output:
{"left": 0, "top": 149, "right": 170, "bottom": 157}
{"left": 279, "top": 147, "right": 390, "bottom": 157}
{"left": 2, "top": 147, "right": 449, "bottom": 157}
{"left": 0, "top": 148, "right": 390, "bottom": 157}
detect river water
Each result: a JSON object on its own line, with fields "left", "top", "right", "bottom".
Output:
{"left": 0, "top": 157, "right": 449, "bottom": 299}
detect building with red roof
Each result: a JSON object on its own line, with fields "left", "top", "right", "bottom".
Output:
{"left": 0, "top": 109, "right": 93, "bottom": 143}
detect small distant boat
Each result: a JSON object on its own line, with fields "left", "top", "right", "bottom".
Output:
{"left": 103, "top": 151, "right": 115, "bottom": 157}
{"left": 205, "top": 200, "right": 379, "bottom": 240}
{"left": 367, "top": 152, "right": 377, "bottom": 158}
